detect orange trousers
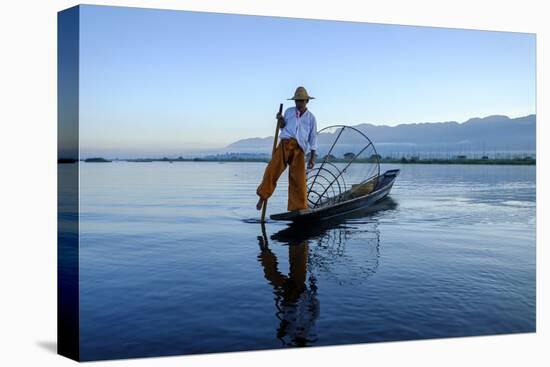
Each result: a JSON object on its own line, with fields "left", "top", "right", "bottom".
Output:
{"left": 256, "top": 138, "right": 308, "bottom": 211}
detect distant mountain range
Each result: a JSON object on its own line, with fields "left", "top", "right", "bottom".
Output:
{"left": 224, "top": 114, "right": 536, "bottom": 157}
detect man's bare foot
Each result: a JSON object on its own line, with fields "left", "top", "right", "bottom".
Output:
{"left": 256, "top": 198, "right": 265, "bottom": 210}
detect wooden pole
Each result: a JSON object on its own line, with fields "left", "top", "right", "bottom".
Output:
{"left": 260, "top": 103, "right": 283, "bottom": 223}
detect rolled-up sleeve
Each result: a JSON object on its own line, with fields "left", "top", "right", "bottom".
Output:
{"left": 308, "top": 115, "right": 318, "bottom": 152}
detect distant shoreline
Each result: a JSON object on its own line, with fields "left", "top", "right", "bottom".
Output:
{"left": 58, "top": 157, "right": 536, "bottom": 165}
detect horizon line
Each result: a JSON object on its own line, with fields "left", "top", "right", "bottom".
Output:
{"left": 76, "top": 112, "right": 536, "bottom": 159}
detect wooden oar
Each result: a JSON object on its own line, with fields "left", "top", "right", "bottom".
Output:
{"left": 260, "top": 103, "right": 283, "bottom": 223}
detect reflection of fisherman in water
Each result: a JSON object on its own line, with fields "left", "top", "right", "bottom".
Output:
{"left": 257, "top": 234, "right": 320, "bottom": 347}
{"left": 256, "top": 198, "right": 396, "bottom": 347}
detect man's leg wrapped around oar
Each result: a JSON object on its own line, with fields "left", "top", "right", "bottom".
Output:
{"left": 256, "top": 138, "right": 308, "bottom": 212}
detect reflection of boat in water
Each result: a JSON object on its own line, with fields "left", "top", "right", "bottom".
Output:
{"left": 257, "top": 201, "right": 394, "bottom": 346}
{"left": 272, "top": 196, "right": 397, "bottom": 240}
{"left": 271, "top": 125, "right": 399, "bottom": 223}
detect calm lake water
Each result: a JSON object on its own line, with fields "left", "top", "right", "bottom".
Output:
{"left": 63, "top": 162, "right": 535, "bottom": 360}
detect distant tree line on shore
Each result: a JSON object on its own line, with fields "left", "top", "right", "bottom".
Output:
{"left": 59, "top": 151, "right": 536, "bottom": 165}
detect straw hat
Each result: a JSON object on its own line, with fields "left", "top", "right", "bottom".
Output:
{"left": 288, "top": 86, "right": 315, "bottom": 100}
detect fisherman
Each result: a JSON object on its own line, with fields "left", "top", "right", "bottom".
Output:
{"left": 256, "top": 86, "right": 318, "bottom": 212}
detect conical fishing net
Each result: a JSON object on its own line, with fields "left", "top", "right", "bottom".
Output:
{"left": 307, "top": 125, "right": 380, "bottom": 209}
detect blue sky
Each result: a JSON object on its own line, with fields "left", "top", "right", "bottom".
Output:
{"left": 77, "top": 5, "right": 536, "bottom": 157}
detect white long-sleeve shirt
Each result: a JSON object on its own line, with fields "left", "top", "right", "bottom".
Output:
{"left": 279, "top": 107, "right": 318, "bottom": 154}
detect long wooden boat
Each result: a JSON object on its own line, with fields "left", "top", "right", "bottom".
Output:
{"left": 271, "top": 169, "right": 400, "bottom": 223}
